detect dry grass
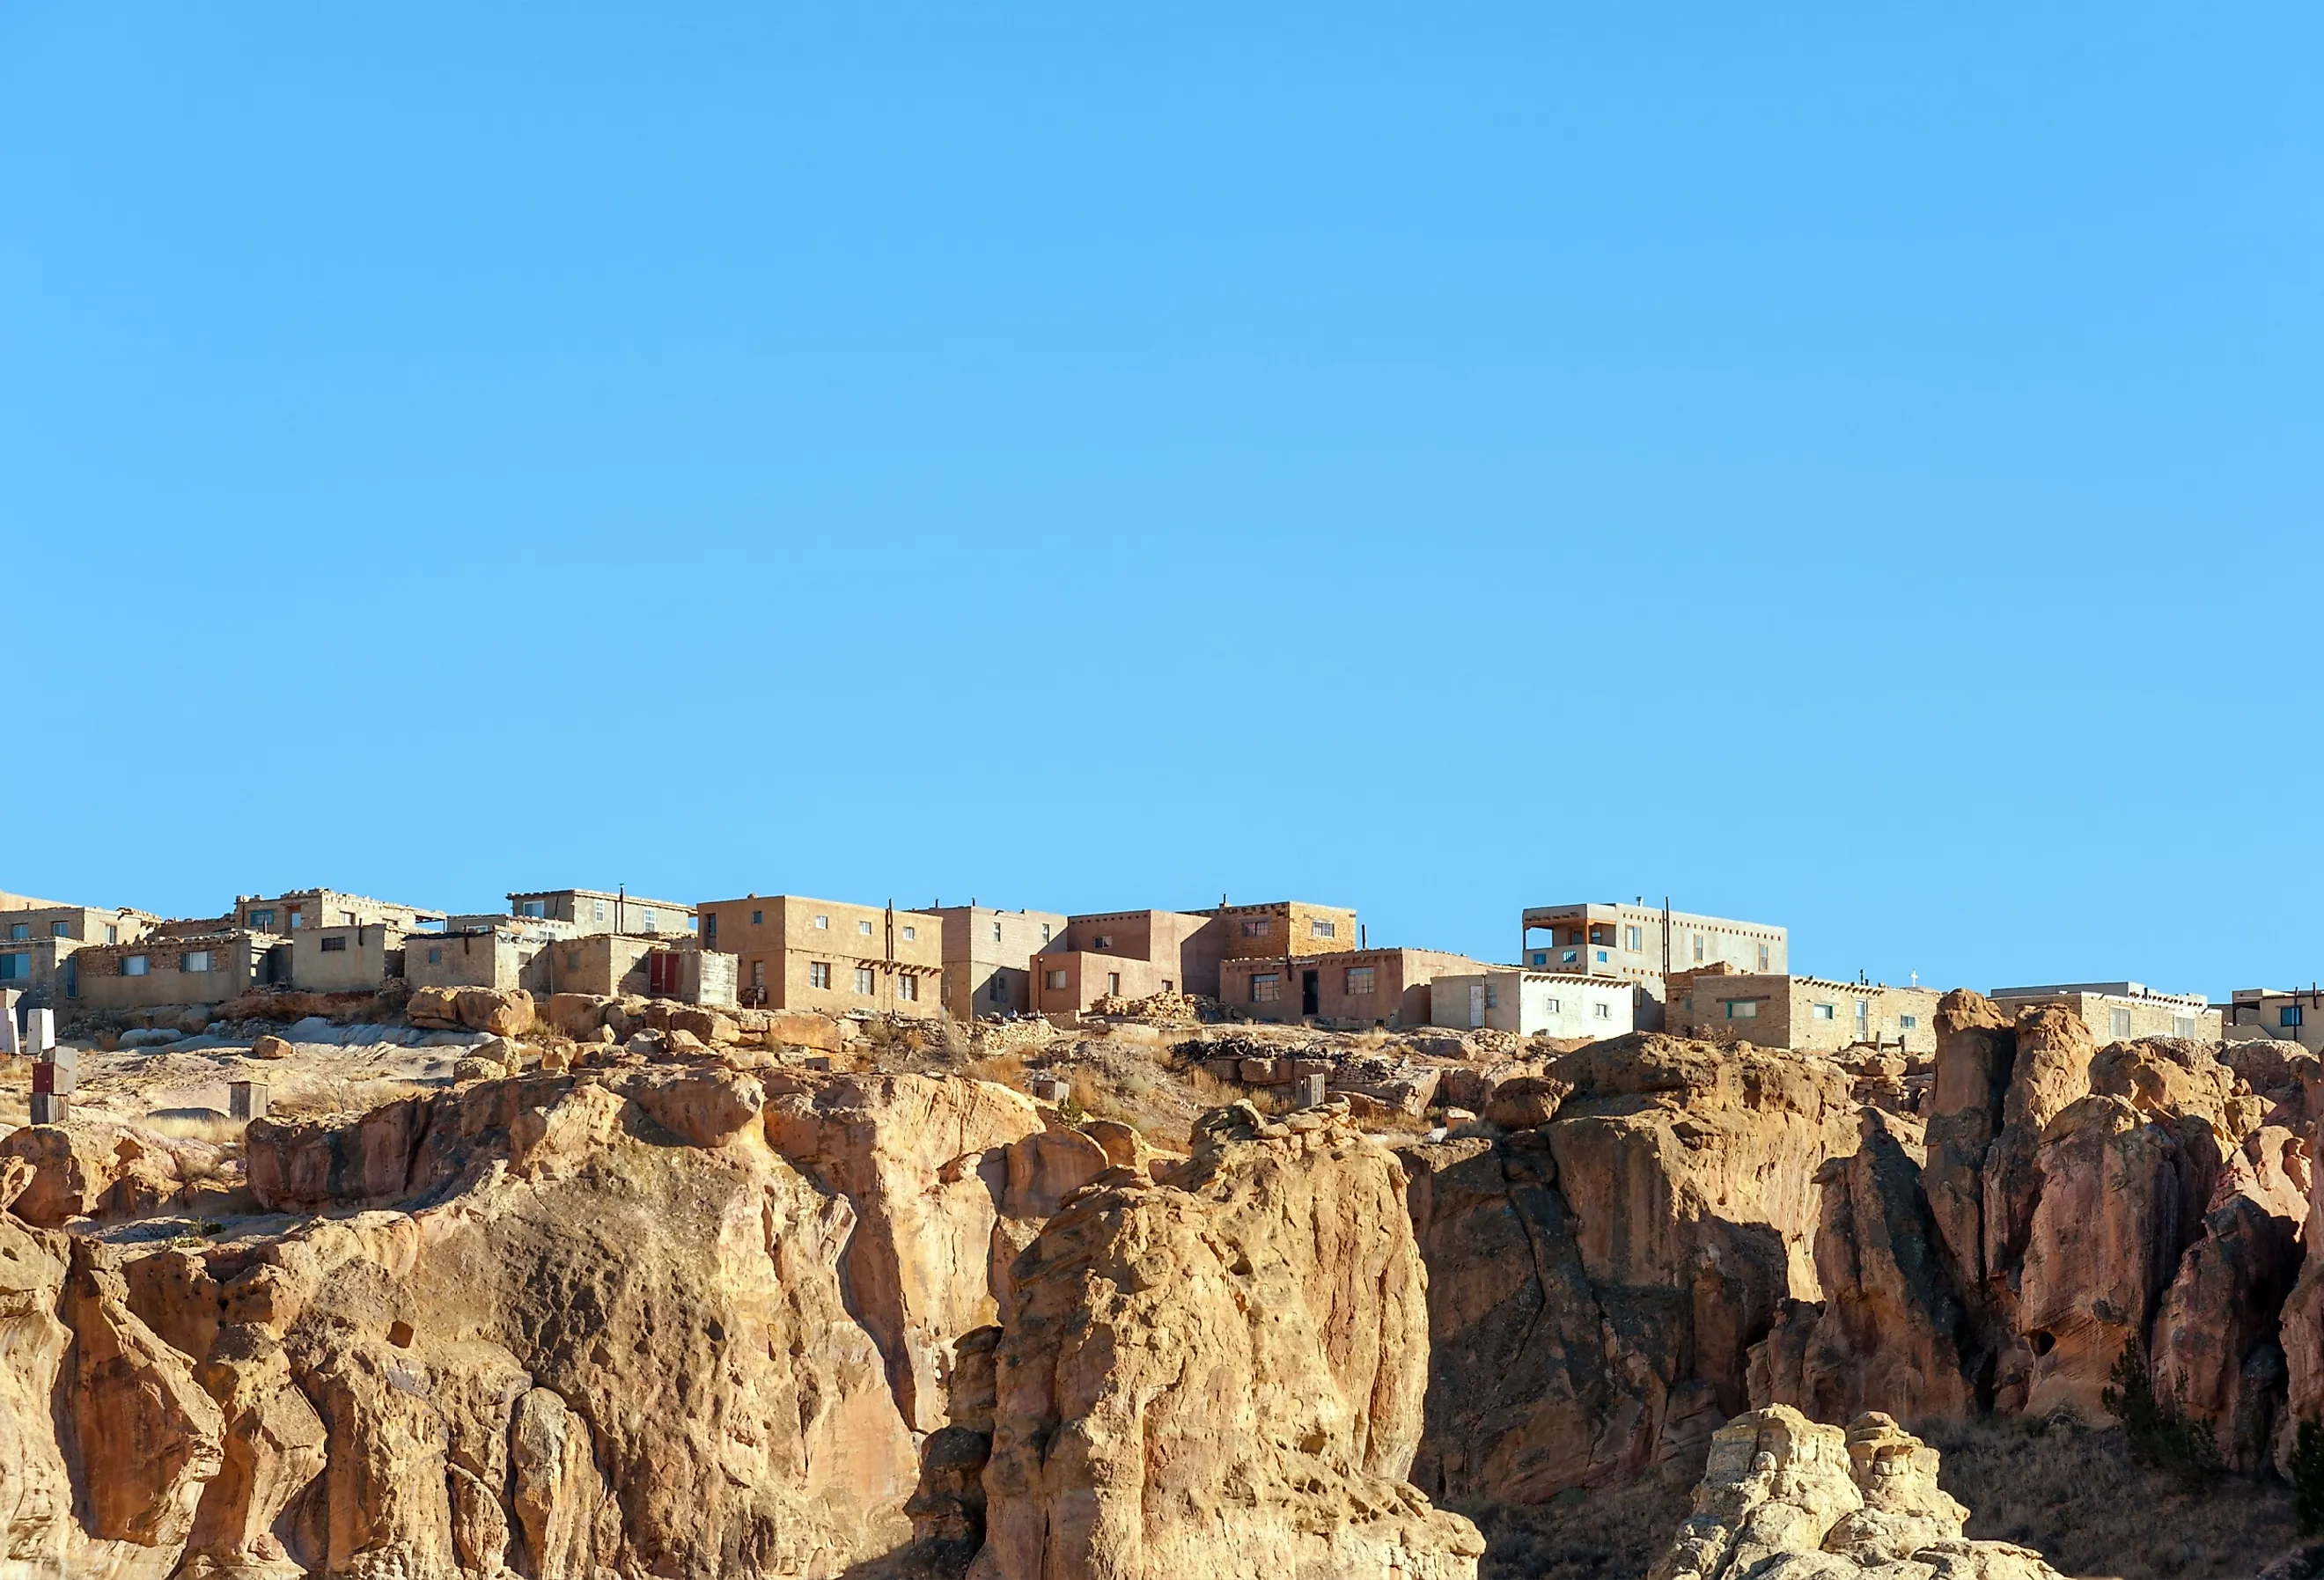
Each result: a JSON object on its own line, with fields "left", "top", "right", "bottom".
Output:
{"left": 268, "top": 1076, "right": 432, "bottom": 1123}
{"left": 140, "top": 1110, "right": 244, "bottom": 1144}
{"left": 1922, "top": 1414, "right": 2300, "bottom": 1580}
{"left": 961, "top": 1052, "right": 1030, "bottom": 1088}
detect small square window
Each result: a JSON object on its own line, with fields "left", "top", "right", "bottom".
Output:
{"left": 2173, "top": 1015, "right": 2196, "bottom": 1038}
{"left": 752, "top": 910, "right": 764, "bottom": 925}
{"left": 1241, "top": 919, "right": 1271, "bottom": 938}
{"left": 1044, "top": 969, "right": 1068, "bottom": 990}
{"left": 1251, "top": 973, "right": 1281, "bottom": 1003}
{"left": 248, "top": 909, "right": 274, "bottom": 930}
{"left": 520, "top": 900, "right": 547, "bottom": 918}
{"left": 1094, "top": 935, "right": 1113, "bottom": 950}
{"left": 2281, "top": 1006, "right": 2304, "bottom": 1029}
{"left": 1345, "top": 966, "right": 1375, "bottom": 996}
{"left": 1595, "top": 950, "right": 1608, "bottom": 963}
{"left": 123, "top": 954, "right": 151, "bottom": 976}
{"left": 814, "top": 915, "right": 829, "bottom": 930}
{"left": 1593, "top": 1002, "right": 1611, "bottom": 1019}
{"left": 810, "top": 962, "right": 832, "bottom": 988}
{"left": 898, "top": 974, "right": 918, "bottom": 1003}
{"left": 2108, "top": 1008, "right": 2132, "bottom": 1039}
{"left": 7, "top": 924, "right": 26, "bottom": 941}
{"left": 858, "top": 920, "right": 873, "bottom": 937}
{"left": 320, "top": 937, "right": 348, "bottom": 953}
{"left": 1725, "top": 999, "right": 1758, "bottom": 1019}
{"left": 1812, "top": 1003, "right": 1835, "bottom": 1020}
{"left": 1312, "top": 919, "right": 1336, "bottom": 939}
{"left": 902, "top": 925, "right": 916, "bottom": 942}
{"left": 1531, "top": 952, "right": 1548, "bottom": 966}
{"left": 427, "top": 947, "right": 443, "bottom": 965}
{"left": 182, "top": 951, "right": 212, "bottom": 974}
{"left": 1900, "top": 1014, "right": 1918, "bottom": 1030}
{"left": 1562, "top": 948, "right": 1578, "bottom": 964}
{"left": 854, "top": 966, "right": 874, "bottom": 994}
{"left": 0, "top": 953, "right": 26, "bottom": 981}
{"left": 1543, "top": 996, "right": 1558, "bottom": 1013}
{"left": 49, "top": 921, "right": 68, "bottom": 938}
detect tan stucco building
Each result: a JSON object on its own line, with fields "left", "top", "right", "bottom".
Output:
{"left": 1220, "top": 946, "right": 1479, "bottom": 1029}
{"left": 1202, "top": 901, "right": 1359, "bottom": 962}
{"left": 1989, "top": 981, "right": 2218, "bottom": 1044}
{"left": 1665, "top": 970, "right": 1940, "bottom": 1055}
{"left": 0, "top": 905, "right": 157, "bottom": 1005}
{"left": 510, "top": 888, "right": 696, "bottom": 937}
{"left": 287, "top": 923, "right": 407, "bottom": 994}
{"left": 916, "top": 905, "right": 1068, "bottom": 1018}
{"left": 695, "top": 895, "right": 941, "bottom": 1017}
{"left": 71, "top": 931, "right": 272, "bottom": 1013}
{"left": 236, "top": 889, "right": 444, "bottom": 935}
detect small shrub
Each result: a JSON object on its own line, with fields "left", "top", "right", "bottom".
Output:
{"left": 2291, "top": 1418, "right": 2324, "bottom": 1536}
{"left": 2100, "top": 1338, "right": 2222, "bottom": 1489}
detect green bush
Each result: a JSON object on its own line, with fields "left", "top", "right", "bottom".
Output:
{"left": 2100, "top": 1337, "right": 2222, "bottom": 1490}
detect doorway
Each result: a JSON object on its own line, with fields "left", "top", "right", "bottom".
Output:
{"left": 1300, "top": 969, "right": 1320, "bottom": 1016}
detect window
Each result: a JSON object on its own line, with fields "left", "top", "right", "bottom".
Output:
{"left": 49, "top": 921, "right": 67, "bottom": 938}
{"left": 105, "top": 925, "right": 117, "bottom": 944}
{"left": 1900, "top": 1015, "right": 1919, "bottom": 1030}
{"left": 854, "top": 966, "right": 874, "bottom": 994}
{"left": 814, "top": 915, "right": 829, "bottom": 930}
{"left": 427, "top": 947, "right": 443, "bottom": 966}
{"left": 183, "top": 951, "right": 212, "bottom": 974}
{"left": 287, "top": 909, "right": 305, "bottom": 930}
{"left": 752, "top": 910, "right": 764, "bottom": 925}
{"left": 1543, "top": 996, "right": 1559, "bottom": 1014}
{"left": 123, "top": 954, "right": 151, "bottom": 976}
{"left": 0, "top": 953, "right": 25, "bottom": 981}
{"left": 1107, "top": 972, "right": 1122, "bottom": 995}
{"left": 1041, "top": 923, "right": 1051, "bottom": 943}
{"left": 1596, "top": 950, "right": 1608, "bottom": 964}
{"left": 1312, "top": 920, "right": 1336, "bottom": 939}
{"left": 1485, "top": 982, "right": 1500, "bottom": 1009}
{"left": 703, "top": 914, "right": 718, "bottom": 946}
{"left": 1593, "top": 1002, "right": 1612, "bottom": 1020}
{"left": 857, "top": 920, "right": 873, "bottom": 936}
{"left": 340, "top": 911, "right": 357, "bottom": 925}
{"left": 248, "top": 908, "right": 274, "bottom": 930}
{"left": 1094, "top": 935, "right": 1113, "bottom": 949}
{"left": 1045, "top": 969, "right": 1068, "bottom": 990}
{"left": 989, "top": 976, "right": 1008, "bottom": 1002}
{"left": 898, "top": 974, "right": 918, "bottom": 1003}
{"left": 810, "top": 962, "right": 832, "bottom": 988}
{"left": 1251, "top": 973, "right": 1282, "bottom": 1003}
{"left": 752, "top": 961, "right": 767, "bottom": 991}
{"left": 1162, "top": 979, "right": 1174, "bottom": 992}
{"left": 687, "top": 917, "right": 697, "bottom": 931}
{"left": 1812, "top": 1003, "right": 1836, "bottom": 1020}
{"left": 641, "top": 908, "right": 659, "bottom": 931}
{"left": 1562, "top": 948, "right": 1578, "bottom": 965}
{"left": 1759, "top": 944, "right": 1770, "bottom": 970}
{"left": 593, "top": 900, "right": 607, "bottom": 922}
{"left": 1692, "top": 935, "right": 1704, "bottom": 963}
{"left": 5, "top": 924, "right": 24, "bottom": 941}
{"left": 1724, "top": 999, "right": 1759, "bottom": 1020}
{"left": 1346, "top": 966, "right": 1376, "bottom": 996}
{"left": 320, "top": 937, "right": 348, "bottom": 953}
{"left": 902, "top": 925, "right": 916, "bottom": 942}
{"left": 991, "top": 922, "right": 1002, "bottom": 942}
{"left": 1241, "top": 919, "right": 1272, "bottom": 937}
{"left": 1530, "top": 952, "right": 1548, "bottom": 966}
{"left": 2282, "top": 1006, "right": 2305, "bottom": 1029}
{"left": 2173, "top": 1015, "right": 2197, "bottom": 1038}
{"left": 1625, "top": 925, "right": 1641, "bottom": 952}
{"left": 2108, "top": 1008, "right": 2133, "bottom": 1039}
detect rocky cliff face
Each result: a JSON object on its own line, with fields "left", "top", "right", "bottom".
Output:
{"left": 0, "top": 1055, "right": 1476, "bottom": 1579}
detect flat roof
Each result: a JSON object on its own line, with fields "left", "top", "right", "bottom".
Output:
{"left": 1991, "top": 981, "right": 2209, "bottom": 1005}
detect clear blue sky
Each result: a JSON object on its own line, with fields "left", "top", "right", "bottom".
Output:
{"left": 4, "top": 7, "right": 2318, "bottom": 998}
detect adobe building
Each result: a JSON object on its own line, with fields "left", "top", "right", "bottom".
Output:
{"left": 1520, "top": 900, "right": 1786, "bottom": 985}
{"left": 694, "top": 895, "right": 942, "bottom": 1017}
{"left": 1220, "top": 946, "right": 1480, "bottom": 1029}
{"left": 1429, "top": 970, "right": 1637, "bottom": 1040}
{"left": 1989, "top": 981, "right": 2219, "bottom": 1043}
{"left": 70, "top": 931, "right": 272, "bottom": 1013}
{"left": 916, "top": 905, "right": 1070, "bottom": 1018}
{"left": 1200, "top": 900, "right": 1359, "bottom": 961}
{"left": 2225, "top": 987, "right": 2324, "bottom": 1052}
{"left": 287, "top": 923, "right": 408, "bottom": 994}
{"left": 0, "top": 905, "right": 158, "bottom": 1006}
{"left": 409, "top": 923, "right": 554, "bottom": 993}
{"left": 236, "top": 888, "right": 445, "bottom": 935}
{"left": 510, "top": 888, "right": 696, "bottom": 937}
{"left": 1664, "top": 970, "right": 1940, "bottom": 1055}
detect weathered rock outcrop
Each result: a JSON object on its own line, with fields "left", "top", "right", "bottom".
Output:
{"left": 1651, "top": 1407, "right": 2066, "bottom": 1580}
{"left": 1403, "top": 1035, "right": 1861, "bottom": 1503}
{"left": 975, "top": 1101, "right": 1482, "bottom": 1580}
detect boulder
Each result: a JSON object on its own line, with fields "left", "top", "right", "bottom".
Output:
{"left": 250, "top": 1033, "right": 293, "bottom": 1061}
{"left": 454, "top": 987, "right": 534, "bottom": 1037}
{"left": 406, "top": 985, "right": 463, "bottom": 1029}
{"left": 64, "top": 1238, "right": 224, "bottom": 1547}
